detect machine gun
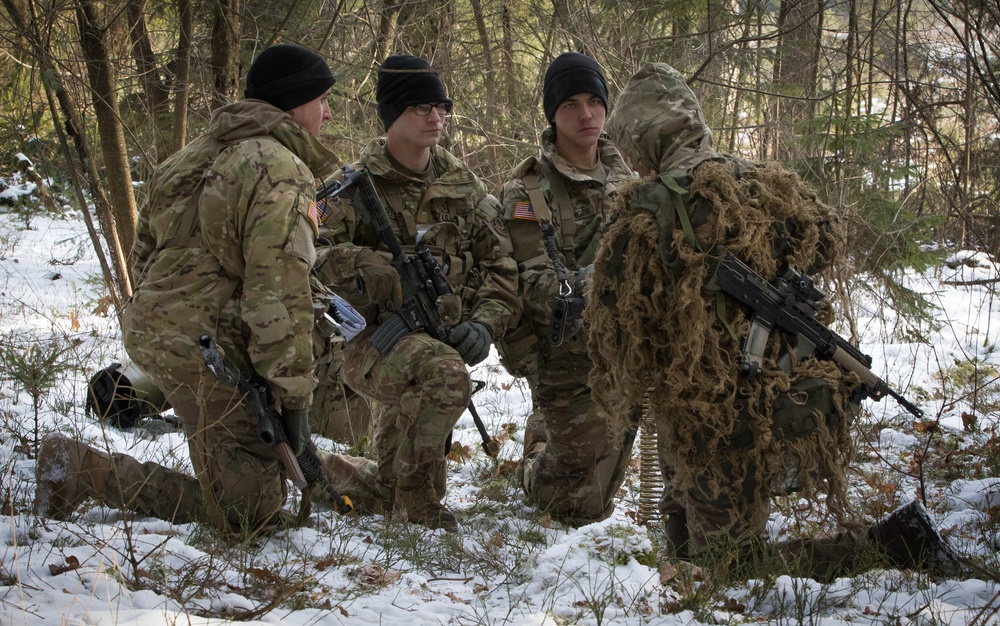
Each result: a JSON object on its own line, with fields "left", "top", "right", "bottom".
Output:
{"left": 198, "top": 335, "right": 354, "bottom": 514}
{"left": 707, "top": 247, "right": 924, "bottom": 418}
{"left": 316, "top": 167, "right": 500, "bottom": 457}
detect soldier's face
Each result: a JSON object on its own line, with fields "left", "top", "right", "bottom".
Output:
{"left": 386, "top": 104, "right": 445, "bottom": 152}
{"left": 553, "top": 93, "right": 606, "bottom": 154}
{"left": 288, "top": 89, "right": 333, "bottom": 137}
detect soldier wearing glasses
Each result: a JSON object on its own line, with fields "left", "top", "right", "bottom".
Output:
{"left": 315, "top": 55, "right": 519, "bottom": 530}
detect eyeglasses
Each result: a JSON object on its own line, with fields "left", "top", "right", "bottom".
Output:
{"left": 412, "top": 102, "right": 452, "bottom": 116}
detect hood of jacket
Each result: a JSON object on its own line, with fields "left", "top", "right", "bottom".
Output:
{"left": 210, "top": 99, "right": 338, "bottom": 180}
{"left": 605, "top": 62, "right": 720, "bottom": 177}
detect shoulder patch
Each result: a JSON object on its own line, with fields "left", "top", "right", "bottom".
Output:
{"left": 308, "top": 200, "right": 320, "bottom": 228}
{"left": 512, "top": 201, "right": 537, "bottom": 221}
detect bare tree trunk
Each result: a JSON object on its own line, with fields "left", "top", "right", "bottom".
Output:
{"left": 171, "top": 0, "right": 194, "bottom": 154}
{"left": 373, "top": 0, "right": 404, "bottom": 65}
{"left": 43, "top": 85, "right": 124, "bottom": 317}
{"left": 469, "top": 0, "right": 497, "bottom": 162}
{"left": 77, "top": 0, "right": 139, "bottom": 264}
{"left": 775, "top": 0, "right": 824, "bottom": 159}
{"left": 126, "top": 0, "right": 170, "bottom": 162}
{"left": 0, "top": 0, "right": 131, "bottom": 303}
{"left": 501, "top": 0, "right": 514, "bottom": 107}
{"left": 211, "top": 0, "right": 242, "bottom": 109}
{"left": 961, "top": 17, "right": 975, "bottom": 246}
{"left": 551, "top": 0, "right": 585, "bottom": 51}
{"left": 838, "top": 0, "right": 857, "bottom": 193}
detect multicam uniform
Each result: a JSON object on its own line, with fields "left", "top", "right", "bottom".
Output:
{"left": 121, "top": 99, "right": 338, "bottom": 533}
{"left": 496, "top": 129, "right": 635, "bottom": 524}
{"left": 318, "top": 138, "right": 520, "bottom": 509}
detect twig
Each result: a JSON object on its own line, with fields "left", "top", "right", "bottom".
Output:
{"left": 942, "top": 277, "right": 1000, "bottom": 286}
{"left": 969, "top": 587, "right": 1000, "bottom": 626}
{"left": 228, "top": 577, "right": 313, "bottom": 621}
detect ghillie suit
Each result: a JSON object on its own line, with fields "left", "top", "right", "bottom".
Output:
{"left": 588, "top": 62, "right": 860, "bottom": 556}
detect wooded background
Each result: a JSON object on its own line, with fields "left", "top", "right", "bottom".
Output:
{"left": 0, "top": 0, "right": 996, "bottom": 318}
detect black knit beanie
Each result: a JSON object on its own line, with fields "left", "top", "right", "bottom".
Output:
{"left": 376, "top": 55, "right": 451, "bottom": 131}
{"left": 542, "top": 52, "right": 608, "bottom": 123}
{"left": 245, "top": 44, "right": 336, "bottom": 111}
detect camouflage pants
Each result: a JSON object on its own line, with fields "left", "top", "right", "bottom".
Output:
{"left": 310, "top": 374, "right": 374, "bottom": 444}
{"left": 521, "top": 377, "right": 637, "bottom": 525}
{"left": 91, "top": 377, "right": 287, "bottom": 535}
{"left": 341, "top": 332, "right": 471, "bottom": 490}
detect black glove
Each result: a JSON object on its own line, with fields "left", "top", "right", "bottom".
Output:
{"left": 354, "top": 248, "right": 402, "bottom": 307}
{"left": 280, "top": 407, "right": 310, "bottom": 456}
{"left": 448, "top": 321, "right": 493, "bottom": 366}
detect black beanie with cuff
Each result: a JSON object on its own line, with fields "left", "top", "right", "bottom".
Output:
{"left": 376, "top": 55, "right": 451, "bottom": 131}
{"left": 245, "top": 44, "right": 335, "bottom": 111}
{"left": 542, "top": 52, "right": 608, "bottom": 123}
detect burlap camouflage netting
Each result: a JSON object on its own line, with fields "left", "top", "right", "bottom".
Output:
{"left": 585, "top": 158, "right": 860, "bottom": 525}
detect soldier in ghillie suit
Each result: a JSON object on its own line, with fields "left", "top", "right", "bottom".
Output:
{"left": 34, "top": 44, "right": 340, "bottom": 535}
{"left": 315, "top": 55, "right": 520, "bottom": 531}
{"left": 496, "top": 52, "right": 637, "bottom": 525}
{"left": 588, "top": 62, "right": 962, "bottom": 579}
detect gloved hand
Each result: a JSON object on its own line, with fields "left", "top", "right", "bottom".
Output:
{"left": 280, "top": 407, "right": 310, "bottom": 456}
{"left": 448, "top": 321, "right": 493, "bottom": 366}
{"left": 354, "top": 248, "right": 402, "bottom": 307}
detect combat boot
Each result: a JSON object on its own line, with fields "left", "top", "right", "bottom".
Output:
{"left": 664, "top": 509, "right": 691, "bottom": 560}
{"left": 34, "top": 433, "right": 115, "bottom": 519}
{"left": 394, "top": 472, "right": 458, "bottom": 532}
{"left": 868, "top": 500, "right": 962, "bottom": 576}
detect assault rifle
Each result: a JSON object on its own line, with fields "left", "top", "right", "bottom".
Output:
{"left": 316, "top": 167, "right": 500, "bottom": 457}
{"left": 198, "top": 335, "right": 354, "bottom": 514}
{"left": 707, "top": 247, "right": 924, "bottom": 418}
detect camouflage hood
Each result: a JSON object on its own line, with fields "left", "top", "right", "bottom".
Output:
{"left": 605, "top": 62, "right": 720, "bottom": 176}
{"left": 210, "top": 99, "right": 338, "bottom": 180}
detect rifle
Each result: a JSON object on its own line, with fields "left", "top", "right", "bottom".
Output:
{"left": 316, "top": 167, "right": 500, "bottom": 457}
{"left": 198, "top": 335, "right": 354, "bottom": 514}
{"left": 706, "top": 247, "right": 924, "bottom": 418}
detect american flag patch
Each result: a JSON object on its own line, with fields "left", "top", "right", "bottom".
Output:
{"left": 513, "top": 201, "right": 536, "bottom": 220}
{"left": 307, "top": 201, "right": 320, "bottom": 227}
{"left": 313, "top": 199, "right": 334, "bottom": 225}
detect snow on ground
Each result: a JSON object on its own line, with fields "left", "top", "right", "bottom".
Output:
{"left": 2, "top": 208, "right": 1000, "bottom": 625}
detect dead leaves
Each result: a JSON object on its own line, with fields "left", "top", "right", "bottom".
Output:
{"left": 962, "top": 412, "right": 978, "bottom": 432}
{"left": 48, "top": 555, "right": 80, "bottom": 576}
{"left": 447, "top": 441, "right": 473, "bottom": 463}
{"left": 914, "top": 420, "right": 940, "bottom": 434}
{"left": 351, "top": 563, "right": 402, "bottom": 586}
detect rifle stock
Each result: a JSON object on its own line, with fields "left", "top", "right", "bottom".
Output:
{"left": 708, "top": 248, "right": 924, "bottom": 419}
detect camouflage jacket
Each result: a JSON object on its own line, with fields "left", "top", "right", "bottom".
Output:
{"left": 123, "top": 99, "right": 338, "bottom": 410}
{"left": 316, "top": 138, "right": 520, "bottom": 339}
{"left": 496, "top": 129, "right": 633, "bottom": 376}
